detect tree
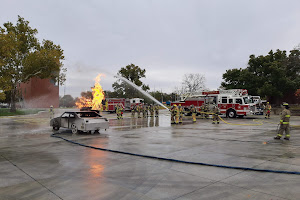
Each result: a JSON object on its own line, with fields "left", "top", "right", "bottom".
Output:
{"left": 59, "top": 95, "right": 75, "bottom": 107}
{"left": 0, "top": 16, "right": 66, "bottom": 112}
{"left": 221, "top": 49, "right": 300, "bottom": 104}
{"left": 0, "top": 91, "right": 5, "bottom": 101}
{"left": 112, "top": 64, "right": 150, "bottom": 98}
{"left": 174, "top": 73, "right": 206, "bottom": 96}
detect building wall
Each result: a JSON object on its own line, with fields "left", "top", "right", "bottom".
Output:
{"left": 19, "top": 77, "right": 59, "bottom": 108}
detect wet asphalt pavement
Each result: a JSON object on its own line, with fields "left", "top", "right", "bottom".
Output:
{"left": 0, "top": 109, "right": 300, "bottom": 200}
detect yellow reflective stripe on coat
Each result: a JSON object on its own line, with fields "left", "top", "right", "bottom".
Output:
{"left": 285, "top": 115, "right": 290, "bottom": 117}
{"left": 282, "top": 122, "right": 289, "bottom": 124}
{"left": 280, "top": 120, "right": 283, "bottom": 122}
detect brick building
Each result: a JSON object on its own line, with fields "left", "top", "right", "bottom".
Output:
{"left": 19, "top": 77, "right": 59, "bottom": 108}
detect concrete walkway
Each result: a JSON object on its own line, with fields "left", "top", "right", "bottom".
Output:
{"left": 0, "top": 109, "right": 300, "bottom": 200}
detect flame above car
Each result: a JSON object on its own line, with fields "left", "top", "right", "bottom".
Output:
{"left": 75, "top": 74, "right": 105, "bottom": 110}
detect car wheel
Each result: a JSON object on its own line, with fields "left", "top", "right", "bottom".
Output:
{"left": 71, "top": 124, "right": 78, "bottom": 134}
{"left": 227, "top": 109, "right": 237, "bottom": 118}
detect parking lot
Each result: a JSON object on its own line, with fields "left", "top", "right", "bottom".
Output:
{"left": 0, "top": 109, "right": 300, "bottom": 200}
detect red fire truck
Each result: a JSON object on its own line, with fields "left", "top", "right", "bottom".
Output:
{"left": 171, "top": 89, "right": 251, "bottom": 118}
{"left": 103, "top": 98, "right": 144, "bottom": 113}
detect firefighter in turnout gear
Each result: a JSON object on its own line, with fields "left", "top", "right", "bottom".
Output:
{"left": 116, "top": 103, "right": 123, "bottom": 119}
{"left": 174, "top": 104, "right": 179, "bottom": 124}
{"left": 265, "top": 102, "right": 272, "bottom": 119}
{"left": 49, "top": 105, "right": 54, "bottom": 119}
{"left": 212, "top": 104, "right": 220, "bottom": 124}
{"left": 204, "top": 103, "right": 209, "bottom": 119}
{"left": 149, "top": 104, "right": 154, "bottom": 117}
{"left": 170, "top": 105, "right": 176, "bottom": 124}
{"left": 137, "top": 104, "right": 141, "bottom": 118}
{"left": 274, "top": 103, "right": 291, "bottom": 140}
{"left": 154, "top": 104, "right": 159, "bottom": 117}
{"left": 131, "top": 105, "right": 136, "bottom": 118}
{"left": 190, "top": 105, "right": 197, "bottom": 122}
{"left": 179, "top": 104, "right": 184, "bottom": 123}
{"left": 200, "top": 104, "right": 205, "bottom": 119}
{"left": 143, "top": 104, "right": 148, "bottom": 118}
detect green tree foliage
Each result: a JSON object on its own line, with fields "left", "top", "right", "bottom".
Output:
{"left": 112, "top": 64, "right": 150, "bottom": 98}
{"left": 221, "top": 49, "right": 300, "bottom": 103}
{"left": 59, "top": 95, "right": 75, "bottom": 107}
{"left": 0, "top": 91, "right": 5, "bottom": 101}
{"left": 0, "top": 16, "right": 66, "bottom": 112}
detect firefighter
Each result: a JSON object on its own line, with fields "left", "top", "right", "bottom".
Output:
{"left": 212, "top": 104, "right": 220, "bottom": 124}
{"left": 116, "top": 103, "right": 123, "bottom": 119}
{"left": 178, "top": 104, "right": 184, "bottom": 123}
{"left": 146, "top": 104, "right": 149, "bottom": 117}
{"left": 190, "top": 105, "right": 197, "bottom": 122}
{"left": 174, "top": 104, "right": 180, "bottom": 124}
{"left": 49, "top": 105, "right": 54, "bottom": 119}
{"left": 265, "top": 102, "right": 272, "bottom": 119}
{"left": 119, "top": 103, "right": 124, "bottom": 119}
{"left": 170, "top": 105, "right": 176, "bottom": 124}
{"left": 143, "top": 104, "right": 147, "bottom": 118}
{"left": 204, "top": 103, "right": 209, "bottom": 119}
{"left": 116, "top": 104, "right": 120, "bottom": 119}
{"left": 131, "top": 104, "right": 136, "bottom": 118}
{"left": 155, "top": 104, "right": 159, "bottom": 117}
{"left": 137, "top": 104, "right": 141, "bottom": 118}
{"left": 274, "top": 103, "right": 291, "bottom": 140}
{"left": 200, "top": 104, "right": 205, "bottom": 119}
{"left": 149, "top": 104, "right": 154, "bottom": 117}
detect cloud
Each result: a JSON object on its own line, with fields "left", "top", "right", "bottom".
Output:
{"left": 1, "top": 0, "right": 300, "bottom": 98}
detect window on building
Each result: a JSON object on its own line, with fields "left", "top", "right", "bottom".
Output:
{"left": 229, "top": 99, "right": 233, "bottom": 103}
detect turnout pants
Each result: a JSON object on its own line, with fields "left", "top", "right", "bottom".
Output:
{"left": 277, "top": 124, "right": 290, "bottom": 138}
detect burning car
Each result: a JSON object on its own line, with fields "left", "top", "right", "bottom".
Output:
{"left": 50, "top": 111, "right": 109, "bottom": 134}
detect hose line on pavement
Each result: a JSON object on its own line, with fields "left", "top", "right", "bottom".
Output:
{"left": 51, "top": 133, "right": 300, "bottom": 175}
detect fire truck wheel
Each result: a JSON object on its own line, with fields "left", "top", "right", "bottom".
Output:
{"left": 71, "top": 124, "right": 78, "bottom": 134}
{"left": 227, "top": 109, "right": 237, "bottom": 118}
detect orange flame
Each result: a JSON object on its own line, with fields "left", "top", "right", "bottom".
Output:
{"left": 76, "top": 74, "right": 105, "bottom": 110}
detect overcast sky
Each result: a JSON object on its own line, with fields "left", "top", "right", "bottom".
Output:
{"left": 1, "top": 0, "right": 300, "bottom": 97}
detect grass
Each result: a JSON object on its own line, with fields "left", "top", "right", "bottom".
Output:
{"left": 0, "top": 108, "right": 45, "bottom": 116}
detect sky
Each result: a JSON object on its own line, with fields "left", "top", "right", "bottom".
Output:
{"left": 1, "top": 0, "right": 300, "bottom": 98}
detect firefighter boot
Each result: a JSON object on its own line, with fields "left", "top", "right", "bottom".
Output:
{"left": 274, "top": 136, "right": 281, "bottom": 140}
{"left": 284, "top": 137, "right": 290, "bottom": 140}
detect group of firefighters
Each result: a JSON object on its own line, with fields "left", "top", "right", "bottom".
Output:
{"left": 170, "top": 103, "right": 220, "bottom": 124}
{"left": 49, "top": 99, "right": 292, "bottom": 140}
{"left": 131, "top": 104, "right": 160, "bottom": 118}
{"left": 115, "top": 103, "right": 160, "bottom": 120}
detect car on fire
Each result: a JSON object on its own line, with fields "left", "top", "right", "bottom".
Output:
{"left": 50, "top": 111, "right": 109, "bottom": 134}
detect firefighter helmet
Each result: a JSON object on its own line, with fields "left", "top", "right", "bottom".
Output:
{"left": 174, "top": 104, "right": 177, "bottom": 106}
{"left": 283, "top": 102, "right": 289, "bottom": 106}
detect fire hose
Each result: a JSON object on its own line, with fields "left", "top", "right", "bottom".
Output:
{"left": 51, "top": 133, "right": 300, "bottom": 175}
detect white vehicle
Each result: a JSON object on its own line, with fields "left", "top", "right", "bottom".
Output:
{"left": 50, "top": 111, "right": 109, "bottom": 134}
